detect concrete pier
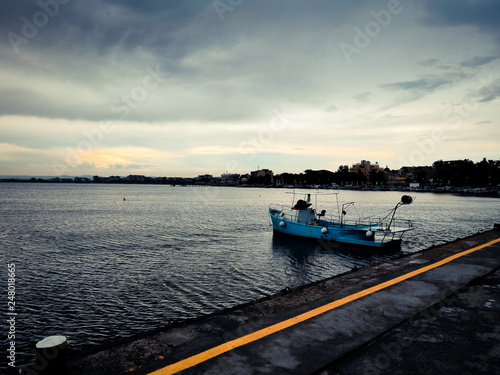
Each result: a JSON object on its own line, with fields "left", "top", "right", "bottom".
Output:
{"left": 68, "top": 229, "right": 500, "bottom": 375}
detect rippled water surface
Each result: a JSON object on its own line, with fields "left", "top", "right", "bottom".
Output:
{"left": 1, "top": 183, "right": 498, "bottom": 368}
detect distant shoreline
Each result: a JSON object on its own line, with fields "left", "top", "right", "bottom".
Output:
{"left": 1, "top": 178, "right": 498, "bottom": 198}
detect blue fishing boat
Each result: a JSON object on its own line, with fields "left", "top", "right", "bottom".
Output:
{"left": 269, "top": 190, "right": 414, "bottom": 249}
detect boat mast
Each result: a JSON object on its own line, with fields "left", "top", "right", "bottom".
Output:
{"left": 340, "top": 202, "right": 354, "bottom": 227}
{"left": 385, "top": 195, "right": 414, "bottom": 229}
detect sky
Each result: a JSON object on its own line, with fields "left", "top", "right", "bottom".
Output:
{"left": 0, "top": 0, "right": 499, "bottom": 177}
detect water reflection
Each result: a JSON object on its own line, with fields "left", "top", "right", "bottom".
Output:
{"left": 271, "top": 234, "right": 322, "bottom": 261}
{"left": 270, "top": 231, "right": 398, "bottom": 284}
{"left": 271, "top": 231, "right": 397, "bottom": 258}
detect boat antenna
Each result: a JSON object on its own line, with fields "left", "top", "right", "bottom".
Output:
{"left": 385, "top": 195, "right": 414, "bottom": 229}
{"left": 336, "top": 192, "right": 340, "bottom": 222}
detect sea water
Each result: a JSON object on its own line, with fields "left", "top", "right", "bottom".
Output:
{"left": 1, "top": 183, "right": 498, "bottom": 368}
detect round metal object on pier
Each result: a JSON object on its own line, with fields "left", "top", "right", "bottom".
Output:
{"left": 36, "top": 335, "right": 67, "bottom": 349}
{"left": 31, "top": 335, "right": 68, "bottom": 375}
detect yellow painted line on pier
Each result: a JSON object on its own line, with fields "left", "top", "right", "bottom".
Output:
{"left": 149, "top": 237, "right": 500, "bottom": 375}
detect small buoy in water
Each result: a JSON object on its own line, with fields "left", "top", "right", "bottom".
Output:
{"left": 366, "top": 230, "right": 373, "bottom": 238}
{"left": 279, "top": 220, "right": 286, "bottom": 227}
{"left": 321, "top": 227, "right": 328, "bottom": 234}
{"left": 123, "top": 198, "right": 126, "bottom": 201}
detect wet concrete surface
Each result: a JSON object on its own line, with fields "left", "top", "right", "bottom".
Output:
{"left": 317, "top": 267, "right": 500, "bottom": 375}
{"left": 66, "top": 229, "right": 500, "bottom": 375}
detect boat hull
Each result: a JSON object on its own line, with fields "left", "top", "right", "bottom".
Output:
{"left": 269, "top": 212, "right": 402, "bottom": 249}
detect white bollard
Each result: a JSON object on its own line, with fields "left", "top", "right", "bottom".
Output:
{"left": 20, "top": 336, "right": 68, "bottom": 375}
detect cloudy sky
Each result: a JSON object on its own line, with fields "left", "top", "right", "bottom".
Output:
{"left": 1, "top": 0, "right": 499, "bottom": 177}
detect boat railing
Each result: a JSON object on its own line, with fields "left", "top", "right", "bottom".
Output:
{"left": 269, "top": 204, "right": 300, "bottom": 222}
{"left": 315, "top": 213, "right": 413, "bottom": 234}
{"left": 338, "top": 217, "right": 413, "bottom": 233}
{"left": 270, "top": 204, "right": 412, "bottom": 233}
{"left": 269, "top": 204, "right": 285, "bottom": 213}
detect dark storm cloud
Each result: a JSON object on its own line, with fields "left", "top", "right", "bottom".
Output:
{"left": 1, "top": 0, "right": 208, "bottom": 34}
{"left": 2, "top": 0, "right": 210, "bottom": 53}
{"left": 460, "top": 55, "right": 500, "bottom": 68}
{"left": 379, "top": 78, "right": 451, "bottom": 93}
{"left": 2, "top": 0, "right": 370, "bottom": 56}
{"left": 0, "top": 0, "right": 498, "bottom": 124}
{"left": 0, "top": 0, "right": 369, "bottom": 123}
{"left": 376, "top": 76, "right": 457, "bottom": 111}
{"left": 418, "top": 59, "right": 438, "bottom": 67}
{"left": 476, "top": 78, "right": 500, "bottom": 103}
{"left": 420, "top": 0, "right": 500, "bottom": 31}
{"left": 0, "top": 0, "right": 222, "bottom": 122}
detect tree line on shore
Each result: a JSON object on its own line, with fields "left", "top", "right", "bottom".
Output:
{"left": 2, "top": 158, "right": 499, "bottom": 188}
{"left": 254, "top": 158, "right": 500, "bottom": 187}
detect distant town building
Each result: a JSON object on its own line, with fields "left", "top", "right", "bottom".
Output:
{"left": 221, "top": 173, "right": 240, "bottom": 185}
{"left": 195, "top": 174, "right": 213, "bottom": 181}
{"left": 398, "top": 166, "right": 434, "bottom": 185}
{"left": 108, "top": 176, "right": 123, "bottom": 183}
{"left": 50, "top": 177, "right": 73, "bottom": 182}
{"left": 250, "top": 169, "right": 273, "bottom": 178}
{"left": 350, "top": 160, "right": 379, "bottom": 177}
{"left": 194, "top": 174, "right": 213, "bottom": 185}
{"left": 248, "top": 169, "right": 274, "bottom": 186}
{"left": 127, "top": 175, "right": 146, "bottom": 183}
{"left": 74, "top": 177, "right": 91, "bottom": 183}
